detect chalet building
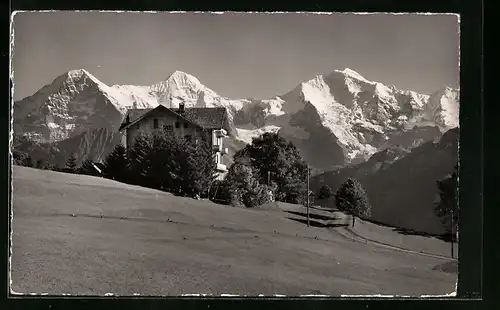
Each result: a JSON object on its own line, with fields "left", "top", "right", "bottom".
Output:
{"left": 118, "top": 103, "right": 230, "bottom": 179}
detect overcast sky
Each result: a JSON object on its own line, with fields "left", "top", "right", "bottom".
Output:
{"left": 12, "top": 12, "right": 459, "bottom": 101}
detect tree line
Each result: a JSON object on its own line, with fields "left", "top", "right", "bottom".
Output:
{"left": 13, "top": 129, "right": 374, "bottom": 218}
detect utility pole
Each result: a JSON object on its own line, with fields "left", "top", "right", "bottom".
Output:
{"left": 307, "top": 165, "right": 310, "bottom": 227}
{"left": 268, "top": 171, "right": 271, "bottom": 185}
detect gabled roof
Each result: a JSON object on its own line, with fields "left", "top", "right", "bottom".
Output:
{"left": 171, "top": 107, "right": 227, "bottom": 129}
{"left": 119, "top": 105, "right": 228, "bottom": 132}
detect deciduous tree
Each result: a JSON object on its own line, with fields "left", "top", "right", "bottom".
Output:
{"left": 335, "top": 178, "right": 371, "bottom": 227}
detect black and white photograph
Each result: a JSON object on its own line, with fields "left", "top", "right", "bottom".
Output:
{"left": 10, "top": 11, "right": 460, "bottom": 296}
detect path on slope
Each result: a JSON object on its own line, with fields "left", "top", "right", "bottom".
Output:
{"left": 277, "top": 203, "right": 457, "bottom": 260}
{"left": 11, "top": 166, "right": 456, "bottom": 296}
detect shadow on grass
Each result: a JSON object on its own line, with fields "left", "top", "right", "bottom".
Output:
{"left": 392, "top": 227, "right": 433, "bottom": 238}
{"left": 392, "top": 227, "right": 456, "bottom": 243}
{"left": 286, "top": 210, "right": 339, "bottom": 222}
{"left": 310, "top": 206, "right": 339, "bottom": 213}
{"left": 287, "top": 217, "right": 349, "bottom": 228}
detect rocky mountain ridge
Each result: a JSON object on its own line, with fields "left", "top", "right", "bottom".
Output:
{"left": 13, "top": 68, "right": 459, "bottom": 171}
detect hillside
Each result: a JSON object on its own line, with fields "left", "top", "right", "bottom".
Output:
{"left": 11, "top": 166, "right": 456, "bottom": 295}
{"left": 13, "top": 68, "right": 459, "bottom": 172}
{"left": 13, "top": 127, "right": 122, "bottom": 166}
{"left": 311, "top": 128, "right": 459, "bottom": 235}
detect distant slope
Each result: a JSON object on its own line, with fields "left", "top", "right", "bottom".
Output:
{"left": 311, "top": 128, "right": 459, "bottom": 235}
{"left": 13, "top": 127, "right": 122, "bottom": 166}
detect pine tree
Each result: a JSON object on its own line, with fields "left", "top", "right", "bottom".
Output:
{"left": 65, "top": 153, "right": 78, "bottom": 173}
{"left": 335, "top": 178, "right": 371, "bottom": 227}
{"left": 181, "top": 138, "right": 217, "bottom": 197}
{"left": 435, "top": 164, "right": 459, "bottom": 241}
{"left": 146, "top": 131, "right": 184, "bottom": 191}
{"left": 79, "top": 159, "right": 98, "bottom": 176}
{"left": 127, "top": 135, "right": 152, "bottom": 186}
{"left": 103, "top": 144, "right": 128, "bottom": 183}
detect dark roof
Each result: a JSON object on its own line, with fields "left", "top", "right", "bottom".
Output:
{"left": 171, "top": 107, "right": 226, "bottom": 129}
{"left": 119, "top": 105, "right": 228, "bottom": 131}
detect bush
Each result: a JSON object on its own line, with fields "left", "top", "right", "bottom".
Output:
{"left": 12, "top": 150, "right": 33, "bottom": 167}
{"left": 209, "top": 179, "right": 231, "bottom": 203}
{"left": 335, "top": 178, "right": 371, "bottom": 227}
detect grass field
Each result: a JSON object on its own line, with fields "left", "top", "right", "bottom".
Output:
{"left": 11, "top": 166, "right": 457, "bottom": 296}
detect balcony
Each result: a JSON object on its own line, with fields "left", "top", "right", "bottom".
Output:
{"left": 216, "top": 163, "right": 227, "bottom": 172}
{"left": 212, "top": 144, "right": 222, "bottom": 152}
{"left": 213, "top": 129, "right": 227, "bottom": 138}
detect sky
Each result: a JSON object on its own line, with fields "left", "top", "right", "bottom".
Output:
{"left": 12, "top": 12, "right": 460, "bottom": 101}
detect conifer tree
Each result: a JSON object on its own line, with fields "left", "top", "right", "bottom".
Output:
{"left": 181, "top": 138, "right": 217, "bottom": 197}
{"left": 127, "top": 135, "right": 153, "bottom": 186}
{"left": 103, "top": 144, "right": 128, "bottom": 182}
{"left": 65, "top": 153, "right": 78, "bottom": 173}
{"left": 79, "top": 159, "right": 98, "bottom": 176}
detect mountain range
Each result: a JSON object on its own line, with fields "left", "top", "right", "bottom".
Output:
{"left": 311, "top": 127, "right": 458, "bottom": 234}
{"left": 13, "top": 68, "right": 458, "bottom": 170}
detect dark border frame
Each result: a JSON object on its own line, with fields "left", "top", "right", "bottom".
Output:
{"left": 4, "top": 0, "right": 487, "bottom": 309}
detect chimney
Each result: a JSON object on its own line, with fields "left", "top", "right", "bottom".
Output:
{"left": 179, "top": 102, "right": 185, "bottom": 113}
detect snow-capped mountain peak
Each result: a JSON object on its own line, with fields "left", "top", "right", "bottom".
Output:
{"left": 336, "top": 68, "right": 373, "bottom": 84}
{"left": 14, "top": 67, "right": 459, "bottom": 172}
{"left": 148, "top": 70, "right": 207, "bottom": 106}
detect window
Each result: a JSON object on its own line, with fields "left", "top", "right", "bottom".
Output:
{"left": 183, "top": 122, "right": 189, "bottom": 129}
{"left": 153, "top": 118, "right": 159, "bottom": 129}
{"left": 175, "top": 122, "right": 180, "bottom": 128}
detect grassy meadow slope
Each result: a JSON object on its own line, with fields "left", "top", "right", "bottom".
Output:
{"left": 11, "top": 166, "right": 456, "bottom": 296}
